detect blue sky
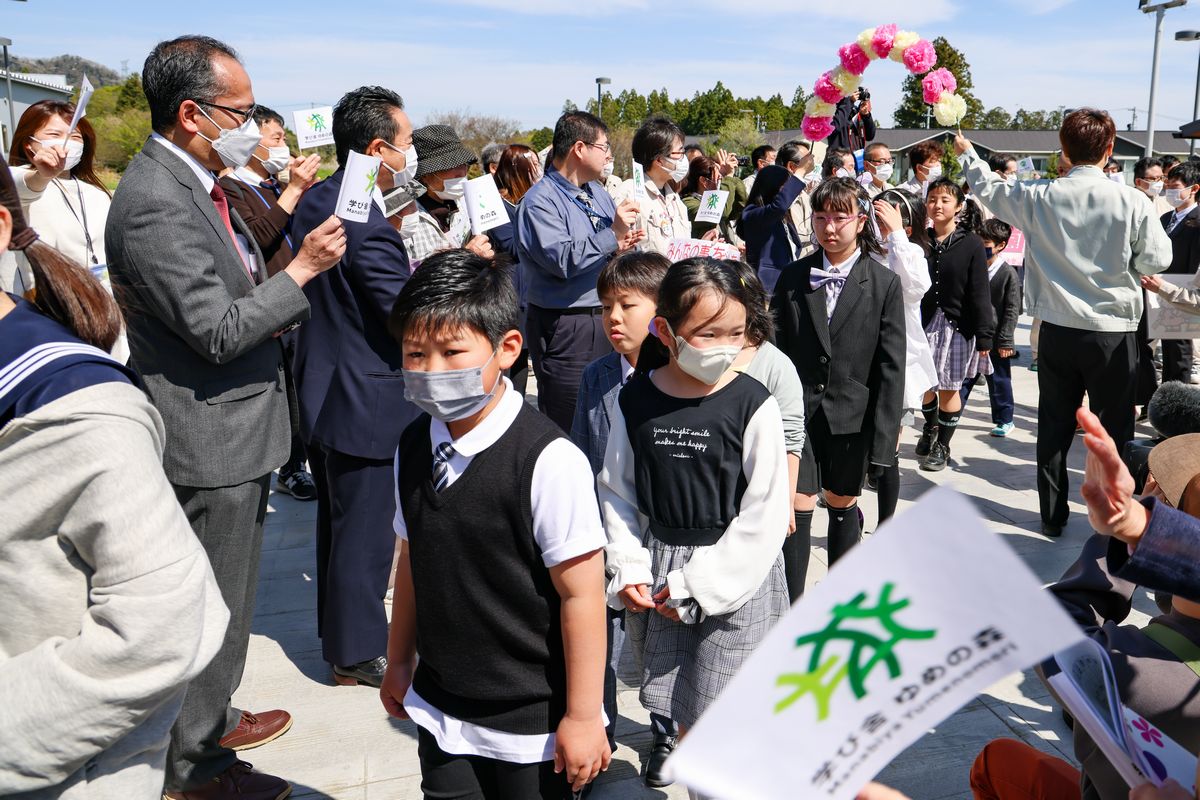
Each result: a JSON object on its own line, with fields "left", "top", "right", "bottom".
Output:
{"left": 4, "top": 0, "right": 1200, "bottom": 133}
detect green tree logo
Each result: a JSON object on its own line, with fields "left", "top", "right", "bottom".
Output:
{"left": 706, "top": 193, "right": 721, "bottom": 210}
{"left": 365, "top": 166, "right": 378, "bottom": 196}
{"left": 775, "top": 583, "right": 936, "bottom": 721}
{"left": 308, "top": 113, "right": 327, "bottom": 132}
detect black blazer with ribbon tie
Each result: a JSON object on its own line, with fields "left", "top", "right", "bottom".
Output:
{"left": 1160, "top": 206, "right": 1200, "bottom": 276}
{"left": 770, "top": 249, "right": 906, "bottom": 466}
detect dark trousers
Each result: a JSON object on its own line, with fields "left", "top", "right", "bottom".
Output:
{"left": 166, "top": 475, "right": 271, "bottom": 790}
{"left": 417, "top": 727, "right": 572, "bottom": 799}
{"left": 1135, "top": 297, "right": 1159, "bottom": 405}
{"left": 528, "top": 306, "right": 611, "bottom": 432}
{"left": 280, "top": 336, "right": 309, "bottom": 476}
{"left": 1162, "top": 337, "right": 1194, "bottom": 384}
{"left": 308, "top": 444, "right": 395, "bottom": 666}
{"left": 1036, "top": 322, "right": 1136, "bottom": 527}
{"left": 960, "top": 351, "right": 1014, "bottom": 425}
{"left": 508, "top": 348, "right": 531, "bottom": 397}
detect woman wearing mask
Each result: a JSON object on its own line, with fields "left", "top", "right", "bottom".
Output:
{"left": 739, "top": 153, "right": 814, "bottom": 294}
{"left": 406, "top": 124, "right": 493, "bottom": 265}
{"left": 610, "top": 116, "right": 691, "bottom": 256}
{"left": 490, "top": 144, "right": 541, "bottom": 393}
{"left": 682, "top": 155, "right": 736, "bottom": 243}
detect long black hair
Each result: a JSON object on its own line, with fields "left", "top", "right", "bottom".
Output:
{"left": 746, "top": 164, "right": 792, "bottom": 208}
{"left": 810, "top": 177, "right": 882, "bottom": 257}
{"left": 877, "top": 187, "right": 931, "bottom": 255}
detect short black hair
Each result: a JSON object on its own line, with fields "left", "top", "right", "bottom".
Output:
{"left": 552, "top": 111, "right": 607, "bottom": 162}
{"left": 597, "top": 251, "right": 670, "bottom": 303}
{"left": 1161, "top": 154, "right": 1181, "bottom": 174}
{"left": 388, "top": 249, "right": 519, "bottom": 348}
{"left": 821, "top": 148, "right": 853, "bottom": 178}
{"left": 333, "top": 86, "right": 405, "bottom": 167}
{"left": 632, "top": 115, "right": 685, "bottom": 170}
{"left": 252, "top": 105, "right": 285, "bottom": 129}
{"left": 986, "top": 152, "right": 1017, "bottom": 173}
{"left": 1134, "top": 156, "right": 1163, "bottom": 180}
{"left": 1105, "top": 158, "right": 1122, "bottom": 171}
{"left": 750, "top": 144, "right": 775, "bottom": 165}
{"left": 143, "top": 35, "right": 240, "bottom": 134}
{"left": 775, "top": 140, "right": 809, "bottom": 168}
{"left": 978, "top": 218, "right": 1013, "bottom": 249}
{"left": 684, "top": 143, "right": 705, "bottom": 155}
{"left": 865, "top": 142, "right": 890, "bottom": 161}
{"left": 1168, "top": 160, "right": 1200, "bottom": 189}
{"left": 725, "top": 259, "right": 775, "bottom": 346}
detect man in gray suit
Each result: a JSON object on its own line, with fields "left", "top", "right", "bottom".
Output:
{"left": 107, "top": 35, "right": 345, "bottom": 800}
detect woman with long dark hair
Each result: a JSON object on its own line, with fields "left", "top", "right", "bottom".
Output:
{"left": 739, "top": 154, "right": 813, "bottom": 293}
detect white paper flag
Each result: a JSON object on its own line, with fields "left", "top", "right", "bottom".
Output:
{"left": 463, "top": 174, "right": 509, "bottom": 235}
{"left": 65, "top": 75, "right": 94, "bottom": 138}
{"left": 293, "top": 106, "right": 335, "bottom": 150}
{"left": 631, "top": 161, "right": 645, "bottom": 196}
{"left": 694, "top": 190, "right": 729, "bottom": 225}
{"left": 667, "top": 488, "right": 1085, "bottom": 800}
{"left": 1017, "top": 156, "right": 1036, "bottom": 175}
{"left": 335, "top": 150, "right": 381, "bottom": 223}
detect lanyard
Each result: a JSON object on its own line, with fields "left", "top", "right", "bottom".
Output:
{"left": 52, "top": 178, "right": 97, "bottom": 265}
{"left": 234, "top": 176, "right": 295, "bottom": 251}
{"left": 549, "top": 175, "right": 612, "bottom": 229}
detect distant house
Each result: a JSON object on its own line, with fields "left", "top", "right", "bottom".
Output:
{"left": 0, "top": 70, "right": 73, "bottom": 153}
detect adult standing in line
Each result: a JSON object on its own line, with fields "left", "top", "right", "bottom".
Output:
{"left": 290, "top": 86, "right": 422, "bottom": 690}
{"left": 610, "top": 115, "right": 693, "bottom": 256}
{"left": 516, "top": 110, "right": 642, "bottom": 431}
{"left": 107, "top": 35, "right": 346, "bottom": 799}
{"left": 955, "top": 109, "right": 1172, "bottom": 538}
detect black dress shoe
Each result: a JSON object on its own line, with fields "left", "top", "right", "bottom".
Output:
{"left": 644, "top": 733, "right": 677, "bottom": 788}
{"left": 919, "top": 442, "right": 949, "bottom": 472}
{"left": 333, "top": 655, "right": 387, "bottom": 687}
{"left": 916, "top": 426, "right": 938, "bottom": 457}
{"left": 1041, "top": 521, "right": 1064, "bottom": 539}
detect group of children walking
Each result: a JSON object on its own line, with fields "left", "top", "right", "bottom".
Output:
{"left": 377, "top": 173, "right": 1024, "bottom": 800}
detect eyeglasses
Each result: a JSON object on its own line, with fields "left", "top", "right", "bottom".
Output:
{"left": 584, "top": 141, "right": 612, "bottom": 154}
{"left": 196, "top": 100, "right": 258, "bottom": 121}
{"left": 867, "top": 157, "right": 894, "bottom": 165}
{"left": 811, "top": 214, "right": 864, "bottom": 228}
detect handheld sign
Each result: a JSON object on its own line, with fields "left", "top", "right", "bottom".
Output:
{"left": 694, "top": 190, "right": 729, "bottom": 225}
{"left": 463, "top": 174, "right": 508, "bottom": 236}
{"left": 631, "top": 161, "right": 645, "bottom": 196}
{"left": 667, "top": 488, "right": 1085, "bottom": 800}
{"left": 1016, "top": 156, "right": 1036, "bottom": 176}
{"left": 293, "top": 106, "right": 335, "bottom": 150}
{"left": 1147, "top": 290, "right": 1200, "bottom": 339}
{"left": 65, "top": 75, "right": 94, "bottom": 139}
{"left": 664, "top": 238, "right": 738, "bottom": 262}
{"left": 335, "top": 150, "right": 381, "bottom": 223}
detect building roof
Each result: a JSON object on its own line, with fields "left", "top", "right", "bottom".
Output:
{"left": 0, "top": 70, "right": 72, "bottom": 94}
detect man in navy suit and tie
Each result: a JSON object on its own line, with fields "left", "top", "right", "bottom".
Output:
{"left": 290, "top": 86, "right": 420, "bottom": 687}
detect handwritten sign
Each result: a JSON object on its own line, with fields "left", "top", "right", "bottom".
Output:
{"left": 664, "top": 238, "right": 739, "bottom": 262}
{"left": 65, "top": 75, "right": 94, "bottom": 139}
{"left": 463, "top": 174, "right": 508, "bottom": 235}
{"left": 335, "top": 150, "right": 381, "bottom": 223}
{"left": 997, "top": 226, "right": 1025, "bottom": 268}
{"left": 1147, "top": 289, "right": 1200, "bottom": 339}
{"left": 694, "top": 190, "right": 729, "bottom": 225}
{"left": 667, "top": 488, "right": 1084, "bottom": 800}
{"left": 292, "top": 105, "right": 335, "bottom": 150}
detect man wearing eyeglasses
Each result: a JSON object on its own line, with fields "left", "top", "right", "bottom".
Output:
{"left": 516, "top": 110, "right": 644, "bottom": 431}
{"left": 108, "top": 35, "right": 347, "bottom": 800}
{"left": 863, "top": 143, "right": 894, "bottom": 198}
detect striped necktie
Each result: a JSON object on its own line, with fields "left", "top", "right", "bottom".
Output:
{"left": 432, "top": 441, "right": 455, "bottom": 492}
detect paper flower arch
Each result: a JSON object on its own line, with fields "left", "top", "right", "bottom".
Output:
{"left": 801, "top": 25, "right": 967, "bottom": 142}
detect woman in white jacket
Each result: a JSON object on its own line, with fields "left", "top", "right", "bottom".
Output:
{"left": 609, "top": 116, "right": 693, "bottom": 256}
{"left": 871, "top": 189, "right": 939, "bottom": 525}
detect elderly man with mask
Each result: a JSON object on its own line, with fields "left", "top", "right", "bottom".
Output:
{"left": 403, "top": 124, "right": 493, "bottom": 264}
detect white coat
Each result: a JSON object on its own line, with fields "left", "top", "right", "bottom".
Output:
{"left": 877, "top": 230, "right": 938, "bottom": 409}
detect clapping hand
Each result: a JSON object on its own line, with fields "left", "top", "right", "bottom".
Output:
{"left": 286, "top": 154, "right": 322, "bottom": 192}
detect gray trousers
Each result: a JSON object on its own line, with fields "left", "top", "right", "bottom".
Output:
{"left": 165, "top": 475, "right": 271, "bottom": 790}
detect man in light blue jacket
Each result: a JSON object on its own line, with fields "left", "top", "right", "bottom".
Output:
{"left": 955, "top": 109, "right": 1172, "bottom": 538}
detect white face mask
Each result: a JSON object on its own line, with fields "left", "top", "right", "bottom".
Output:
{"left": 1144, "top": 180, "right": 1164, "bottom": 198}
{"left": 434, "top": 175, "right": 467, "bottom": 202}
{"left": 383, "top": 142, "right": 419, "bottom": 186}
{"left": 873, "top": 163, "right": 894, "bottom": 183}
{"left": 600, "top": 161, "right": 614, "bottom": 180}
{"left": 256, "top": 145, "right": 291, "bottom": 175}
{"left": 1166, "top": 188, "right": 1191, "bottom": 209}
{"left": 1107, "top": 172, "right": 1125, "bottom": 185}
{"left": 924, "top": 163, "right": 943, "bottom": 182}
{"left": 665, "top": 321, "right": 740, "bottom": 385}
{"left": 835, "top": 167, "right": 853, "bottom": 179}
{"left": 196, "top": 105, "right": 261, "bottom": 169}
{"left": 33, "top": 137, "right": 84, "bottom": 172}
{"left": 399, "top": 210, "right": 421, "bottom": 240}
{"left": 664, "top": 155, "right": 689, "bottom": 182}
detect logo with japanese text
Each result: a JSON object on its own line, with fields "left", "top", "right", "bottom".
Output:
{"left": 308, "top": 112, "right": 327, "bottom": 132}
{"left": 365, "top": 166, "right": 379, "bottom": 196}
{"left": 706, "top": 193, "right": 721, "bottom": 210}
{"left": 775, "top": 583, "right": 936, "bottom": 721}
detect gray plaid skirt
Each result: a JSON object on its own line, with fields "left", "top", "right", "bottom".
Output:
{"left": 924, "top": 309, "right": 990, "bottom": 390}
{"left": 634, "top": 538, "right": 789, "bottom": 729}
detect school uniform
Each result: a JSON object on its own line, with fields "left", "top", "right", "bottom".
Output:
{"left": 921, "top": 229, "right": 996, "bottom": 388}
{"left": 1159, "top": 205, "right": 1200, "bottom": 383}
{"left": 961, "top": 262, "right": 1020, "bottom": 426}
{"left": 394, "top": 378, "right": 605, "bottom": 798}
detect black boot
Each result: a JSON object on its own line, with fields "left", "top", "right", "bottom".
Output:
{"left": 644, "top": 732, "right": 677, "bottom": 787}
{"left": 916, "top": 426, "right": 938, "bottom": 457}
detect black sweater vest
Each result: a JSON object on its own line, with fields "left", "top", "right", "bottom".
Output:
{"left": 396, "top": 404, "right": 567, "bottom": 735}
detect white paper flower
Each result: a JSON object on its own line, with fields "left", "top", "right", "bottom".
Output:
{"left": 830, "top": 67, "right": 862, "bottom": 97}
{"left": 806, "top": 97, "right": 836, "bottom": 118}
{"left": 856, "top": 27, "right": 881, "bottom": 59}
{"left": 932, "top": 92, "right": 968, "bottom": 127}
{"left": 890, "top": 30, "right": 921, "bottom": 62}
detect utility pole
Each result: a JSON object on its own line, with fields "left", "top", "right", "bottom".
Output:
{"left": 1139, "top": 0, "right": 1189, "bottom": 156}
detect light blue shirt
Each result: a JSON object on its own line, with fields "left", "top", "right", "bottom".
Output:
{"left": 960, "top": 150, "right": 1172, "bottom": 332}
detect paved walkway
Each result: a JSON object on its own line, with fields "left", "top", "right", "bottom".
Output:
{"left": 233, "top": 317, "right": 1161, "bottom": 799}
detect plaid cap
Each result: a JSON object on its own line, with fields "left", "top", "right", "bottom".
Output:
{"left": 413, "top": 124, "right": 477, "bottom": 178}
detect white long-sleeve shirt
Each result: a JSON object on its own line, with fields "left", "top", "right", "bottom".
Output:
{"left": 878, "top": 230, "right": 939, "bottom": 409}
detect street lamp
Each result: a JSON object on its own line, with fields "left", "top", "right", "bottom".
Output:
{"left": 1140, "top": 0, "right": 1189, "bottom": 157}
{"left": 0, "top": 37, "right": 13, "bottom": 156}
{"left": 595, "top": 77, "right": 611, "bottom": 116}
{"left": 1178, "top": 30, "right": 1200, "bottom": 156}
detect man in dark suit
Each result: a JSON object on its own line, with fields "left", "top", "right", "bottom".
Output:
{"left": 107, "top": 35, "right": 346, "bottom": 800}
{"left": 289, "top": 86, "right": 420, "bottom": 688}
{"left": 1156, "top": 162, "right": 1200, "bottom": 384}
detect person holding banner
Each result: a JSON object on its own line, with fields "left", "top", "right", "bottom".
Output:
{"left": 610, "top": 116, "right": 692, "bottom": 256}
{"left": 407, "top": 124, "right": 493, "bottom": 264}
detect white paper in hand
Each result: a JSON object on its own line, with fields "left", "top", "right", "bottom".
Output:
{"left": 667, "top": 488, "right": 1085, "bottom": 800}
{"left": 1147, "top": 291, "right": 1200, "bottom": 339}
{"left": 293, "top": 106, "right": 335, "bottom": 150}
{"left": 335, "top": 151, "right": 381, "bottom": 224}
{"left": 1017, "top": 156, "right": 1036, "bottom": 175}
{"left": 66, "top": 75, "right": 94, "bottom": 138}
{"left": 694, "top": 190, "right": 729, "bottom": 225}
{"left": 463, "top": 174, "right": 508, "bottom": 235}
{"left": 631, "top": 161, "right": 645, "bottom": 197}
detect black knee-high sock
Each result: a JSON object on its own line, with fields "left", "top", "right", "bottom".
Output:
{"left": 783, "top": 511, "right": 813, "bottom": 603}
{"left": 937, "top": 408, "right": 963, "bottom": 446}
{"left": 877, "top": 452, "right": 900, "bottom": 524}
{"left": 921, "top": 398, "right": 939, "bottom": 430}
{"left": 827, "top": 502, "right": 861, "bottom": 565}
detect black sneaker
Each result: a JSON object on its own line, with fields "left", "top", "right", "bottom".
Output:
{"left": 920, "top": 442, "right": 950, "bottom": 472}
{"left": 276, "top": 469, "right": 317, "bottom": 501}
{"left": 916, "top": 426, "right": 938, "bottom": 457}
{"left": 644, "top": 733, "right": 677, "bottom": 788}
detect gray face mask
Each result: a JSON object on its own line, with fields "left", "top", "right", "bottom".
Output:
{"left": 402, "top": 351, "right": 499, "bottom": 421}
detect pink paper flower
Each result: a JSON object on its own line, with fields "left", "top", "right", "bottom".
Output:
{"left": 802, "top": 115, "right": 835, "bottom": 142}
{"left": 814, "top": 71, "right": 844, "bottom": 104}
{"left": 838, "top": 42, "right": 871, "bottom": 76}
{"left": 871, "top": 23, "right": 898, "bottom": 59}
{"left": 922, "top": 68, "right": 957, "bottom": 105}
{"left": 903, "top": 38, "right": 937, "bottom": 73}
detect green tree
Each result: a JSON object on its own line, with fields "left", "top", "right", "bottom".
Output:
{"left": 760, "top": 93, "right": 790, "bottom": 133}
{"left": 893, "top": 36, "right": 984, "bottom": 129}
{"left": 615, "top": 88, "right": 649, "bottom": 128}
{"left": 980, "top": 106, "right": 1012, "bottom": 129}
{"left": 647, "top": 88, "right": 673, "bottom": 116}
{"left": 714, "top": 115, "right": 762, "bottom": 159}
{"left": 528, "top": 126, "right": 553, "bottom": 152}
{"left": 115, "top": 73, "right": 148, "bottom": 112}
{"left": 92, "top": 107, "right": 152, "bottom": 170}
{"left": 785, "top": 85, "right": 810, "bottom": 129}
{"left": 680, "top": 81, "right": 738, "bottom": 135}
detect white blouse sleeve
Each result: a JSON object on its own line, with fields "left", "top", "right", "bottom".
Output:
{"left": 666, "top": 395, "right": 790, "bottom": 617}
{"left": 597, "top": 397, "right": 653, "bottom": 609}
{"left": 887, "top": 231, "right": 932, "bottom": 304}
{"left": 1159, "top": 278, "right": 1200, "bottom": 315}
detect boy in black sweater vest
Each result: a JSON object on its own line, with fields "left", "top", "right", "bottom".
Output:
{"left": 381, "top": 249, "right": 610, "bottom": 799}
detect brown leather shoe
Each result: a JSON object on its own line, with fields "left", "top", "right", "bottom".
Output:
{"left": 163, "top": 761, "right": 291, "bottom": 800}
{"left": 218, "top": 710, "right": 293, "bottom": 751}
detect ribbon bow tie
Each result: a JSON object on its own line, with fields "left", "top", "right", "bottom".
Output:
{"left": 810, "top": 267, "right": 848, "bottom": 291}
